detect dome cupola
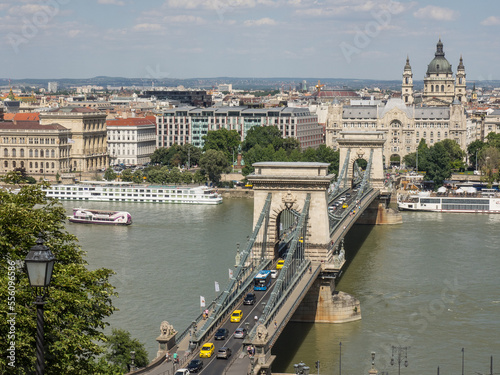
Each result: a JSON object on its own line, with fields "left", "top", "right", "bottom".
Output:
{"left": 426, "top": 38, "right": 452, "bottom": 75}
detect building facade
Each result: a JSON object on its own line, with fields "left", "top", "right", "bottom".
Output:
{"left": 39, "top": 107, "right": 108, "bottom": 172}
{"left": 0, "top": 121, "right": 72, "bottom": 177}
{"left": 325, "top": 40, "right": 468, "bottom": 167}
{"left": 155, "top": 106, "right": 324, "bottom": 150}
{"left": 107, "top": 117, "right": 157, "bottom": 165}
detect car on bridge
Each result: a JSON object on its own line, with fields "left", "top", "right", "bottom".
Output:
{"left": 234, "top": 327, "right": 247, "bottom": 339}
{"left": 342, "top": 203, "right": 348, "bottom": 209}
{"left": 186, "top": 359, "right": 203, "bottom": 373}
{"left": 276, "top": 259, "right": 285, "bottom": 269}
{"left": 199, "top": 343, "right": 215, "bottom": 358}
{"left": 174, "top": 369, "right": 191, "bottom": 375}
{"left": 230, "top": 310, "right": 243, "bottom": 322}
{"left": 244, "top": 293, "right": 256, "bottom": 305}
{"left": 215, "top": 328, "right": 229, "bottom": 340}
{"left": 216, "top": 347, "right": 232, "bottom": 359}
{"left": 270, "top": 269, "right": 278, "bottom": 279}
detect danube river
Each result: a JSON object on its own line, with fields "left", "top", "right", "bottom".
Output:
{"left": 61, "top": 199, "right": 500, "bottom": 374}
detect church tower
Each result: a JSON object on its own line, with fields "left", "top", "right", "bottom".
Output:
{"left": 423, "top": 39, "right": 456, "bottom": 106}
{"left": 402, "top": 56, "right": 414, "bottom": 105}
{"left": 455, "top": 55, "right": 466, "bottom": 104}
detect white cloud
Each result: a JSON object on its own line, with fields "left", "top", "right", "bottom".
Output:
{"left": 413, "top": 5, "right": 459, "bottom": 21}
{"left": 68, "top": 29, "right": 81, "bottom": 37}
{"left": 98, "top": 0, "right": 125, "bottom": 5}
{"left": 166, "top": 0, "right": 276, "bottom": 10}
{"left": 481, "top": 16, "right": 500, "bottom": 26}
{"left": 243, "top": 17, "right": 277, "bottom": 26}
{"left": 133, "top": 23, "right": 163, "bottom": 31}
{"left": 163, "top": 15, "right": 206, "bottom": 25}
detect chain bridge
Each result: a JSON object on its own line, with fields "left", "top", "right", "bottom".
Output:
{"left": 136, "top": 131, "right": 402, "bottom": 375}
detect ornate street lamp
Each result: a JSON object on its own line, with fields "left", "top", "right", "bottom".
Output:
{"left": 390, "top": 346, "right": 409, "bottom": 375}
{"left": 130, "top": 350, "right": 136, "bottom": 371}
{"left": 25, "top": 233, "right": 56, "bottom": 375}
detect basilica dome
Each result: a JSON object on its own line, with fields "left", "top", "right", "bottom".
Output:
{"left": 426, "top": 39, "right": 452, "bottom": 75}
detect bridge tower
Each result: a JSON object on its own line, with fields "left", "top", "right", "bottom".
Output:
{"left": 337, "top": 131, "right": 386, "bottom": 189}
{"left": 247, "top": 162, "right": 335, "bottom": 263}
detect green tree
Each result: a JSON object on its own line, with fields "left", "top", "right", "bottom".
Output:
{"left": 168, "top": 167, "right": 183, "bottom": 184}
{"left": 438, "top": 139, "right": 466, "bottom": 170}
{"left": 121, "top": 168, "right": 133, "bottom": 182}
{"left": 480, "top": 146, "right": 500, "bottom": 187}
{"left": 467, "top": 140, "right": 486, "bottom": 169}
{"left": 150, "top": 147, "right": 170, "bottom": 165}
{"left": 132, "top": 169, "right": 143, "bottom": 183}
{"left": 485, "top": 131, "right": 500, "bottom": 150}
{"left": 241, "top": 126, "right": 284, "bottom": 152}
{"left": 105, "top": 328, "right": 149, "bottom": 372}
{"left": 314, "top": 145, "right": 340, "bottom": 175}
{"left": 193, "top": 170, "right": 207, "bottom": 184}
{"left": 199, "top": 149, "right": 230, "bottom": 184}
{"left": 182, "top": 170, "right": 193, "bottom": 184}
{"left": 151, "top": 144, "right": 202, "bottom": 169}
{"left": 202, "top": 129, "right": 241, "bottom": 165}
{"left": 0, "top": 185, "right": 116, "bottom": 374}
{"left": 104, "top": 168, "right": 117, "bottom": 181}
{"left": 425, "top": 142, "right": 452, "bottom": 187}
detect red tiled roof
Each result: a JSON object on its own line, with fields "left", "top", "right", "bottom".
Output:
{"left": 106, "top": 117, "right": 156, "bottom": 127}
{"left": 0, "top": 121, "right": 67, "bottom": 130}
{"left": 14, "top": 112, "right": 40, "bottom": 121}
{"left": 3, "top": 113, "right": 15, "bottom": 121}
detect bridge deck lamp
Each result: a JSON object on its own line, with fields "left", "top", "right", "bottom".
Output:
{"left": 25, "top": 233, "right": 56, "bottom": 375}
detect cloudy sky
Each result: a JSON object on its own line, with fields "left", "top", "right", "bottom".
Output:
{"left": 1, "top": 0, "right": 499, "bottom": 81}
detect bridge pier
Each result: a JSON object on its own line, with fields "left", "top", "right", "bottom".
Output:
{"left": 291, "top": 276, "right": 361, "bottom": 323}
{"left": 357, "top": 195, "right": 403, "bottom": 225}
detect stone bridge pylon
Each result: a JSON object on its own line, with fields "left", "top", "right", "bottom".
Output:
{"left": 247, "top": 162, "right": 335, "bottom": 263}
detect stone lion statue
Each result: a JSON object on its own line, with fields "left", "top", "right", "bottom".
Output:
{"left": 160, "top": 321, "right": 175, "bottom": 337}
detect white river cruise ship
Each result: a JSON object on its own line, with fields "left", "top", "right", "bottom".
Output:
{"left": 398, "top": 189, "right": 500, "bottom": 213}
{"left": 44, "top": 181, "right": 223, "bottom": 205}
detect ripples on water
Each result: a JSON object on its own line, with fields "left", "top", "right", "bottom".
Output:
{"left": 64, "top": 201, "right": 500, "bottom": 373}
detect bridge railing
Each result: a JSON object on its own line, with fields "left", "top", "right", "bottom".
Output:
{"left": 328, "top": 148, "right": 351, "bottom": 201}
{"left": 248, "top": 194, "right": 311, "bottom": 341}
{"left": 191, "top": 193, "right": 274, "bottom": 345}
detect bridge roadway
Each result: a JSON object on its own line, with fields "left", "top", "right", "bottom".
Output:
{"left": 140, "top": 188, "right": 381, "bottom": 375}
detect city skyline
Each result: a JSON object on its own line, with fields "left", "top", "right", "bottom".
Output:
{"left": 1, "top": 0, "right": 500, "bottom": 82}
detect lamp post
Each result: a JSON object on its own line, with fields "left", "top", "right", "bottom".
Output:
{"left": 130, "top": 350, "right": 136, "bottom": 371}
{"left": 390, "top": 346, "right": 409, "bottom": 375}
{"left": 339, "top": 341, "right": 342, "bottom": 375}
{"left": 25, "top": 233, "right": 56, "bottom": 375}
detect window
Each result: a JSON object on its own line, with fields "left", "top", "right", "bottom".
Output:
{"left": 3, "top": 148, "right": 7, "bottom": 157}
{"left": 20, "top": 149, "right": 24, "bottom": 157}
{"left": 12, "top": 149, "right": 16, "bottom": 157}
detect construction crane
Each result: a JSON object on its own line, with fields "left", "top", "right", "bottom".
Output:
{"left": 315, "top": 80, "right": 325, "bottom": 95}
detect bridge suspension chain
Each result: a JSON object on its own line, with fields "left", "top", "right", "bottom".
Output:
{"left": 193, "top": 193, "right": 273, "bottom": 343}
{"left": 257, "top": 194, "right": 311, "bottom": 329}
{"left": 329, "top": 148, "right": 351, "bottom": 202}
{"left": 355, "top": 148, "right": 374, "bottom": 202}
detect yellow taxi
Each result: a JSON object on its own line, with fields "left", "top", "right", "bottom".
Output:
{"left": 276, "top": 259, "right": 285, "bottom": 269}
{"left": 342, "top": 203, "right": 348, "bottom": 209}
{"left": 230, "top": 310, "right": 243, "bottom": 323}
{"left": 199, "top": 342, "right": 215, "bottom": 358}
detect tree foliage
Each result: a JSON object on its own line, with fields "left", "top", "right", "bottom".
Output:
{"left": 202, "top": 129, "right": 241, "bottom": 165}
{"left": 150, "top": 144, "right": 201, "bottom": 168}
{"left": 103, "top": 168, "right": 117, "bottom": 181}
{"left": 199, "top": 149, "right": 230, "bottom": 184}
{"left": 0, "top": 185, "right": 117, "bottom": 374}
{"left": 105, "top": 328, "right": 149, "bottom": 372}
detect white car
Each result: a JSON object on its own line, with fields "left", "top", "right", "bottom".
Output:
{"left": 270, "top": 269, "right": 278, "bottom": 278}
{"left": 174, "top": 370, "right": 191, "bottom": 375}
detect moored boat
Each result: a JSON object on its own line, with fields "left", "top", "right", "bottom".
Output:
{"left": 68, "top": 208, "right": 132, "bottom": 225}
{"left": 398, "top": 189, "right": 500, "bottom": 213}
{"left": 44, "top": 181, "right": 223, "bottom": 205}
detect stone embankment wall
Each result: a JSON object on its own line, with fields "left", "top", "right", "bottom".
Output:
{"left": 220, "top": 188, "right": 254, "bottom": 199}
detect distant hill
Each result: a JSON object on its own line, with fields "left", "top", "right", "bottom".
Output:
{"left": 2, "top": 76, "right": 499, "bottom": 91}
